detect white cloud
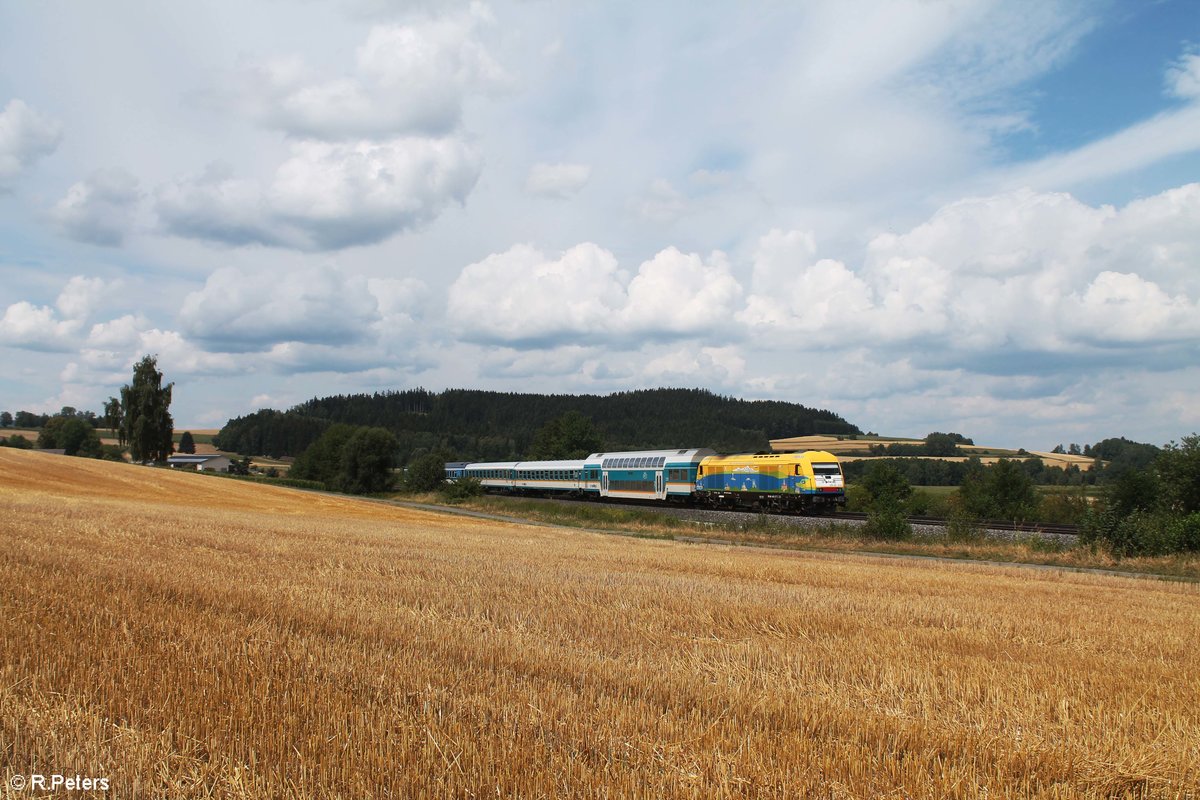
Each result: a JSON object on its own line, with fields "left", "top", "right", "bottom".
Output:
{"left": 1166, "top": 51, "right": 1200, "bottom": 100}
{"left": 0, "top": 99, "right": 62, "bottom": 189}
{"left": 55, "top": 276, "right": 110, "bottom": 321}
{"left": 50, "top": 168, "right": 141, "bottom": 246}
{"left": 0, "top": 302, "right": 81, "bottom": 351}
{"left": 997, "top": 105, "right": 1200, "bottom": 192}
{"left": 87, "top": 314, "right": 150, "bottom": 349}
{"left": 1069, "top": 271, "right": 1200, "bottom": 344}
{"left": 232, "top": 7, "right": 507, "bottom": 139}
{"left": 739, "top": 186, "right": 1200, "bottom": 360}
{"left": 447, "top": 242, "right": 742, "bottom": 344}
{"left": 0, "top": 275, "right": 113, "bottom": 352}
{"left": 477, "top": 345, "right": 596, "bottom": 379}
{"left": 631, "top": 179, "right": 687, "bottom": 223}
{"left": 641, "top": 345, "right": 745, "bottom": 384}
{"left": 154, "top": 163, "right": 276, "bottom": 246}
{"left": 525, "top": 162, "right": 590, "bottom": 198}
{"left": 447, "top": 242, "right": 624, "bottom": 344}
{"left": 178, "top": 264, "right": 382, "bottom": 351}
{"left": 158, "top": 137, "right": 481, "bottom": 250}
{"left": 621, "top": 247, "right": 742, "bottom": 336}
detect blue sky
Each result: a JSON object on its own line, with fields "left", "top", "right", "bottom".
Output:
{"left": 1, "top": 0, "right": 1198, "bottom": 449}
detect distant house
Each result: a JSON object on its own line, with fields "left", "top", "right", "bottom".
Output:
{"left": 166, "top": 454, "right": 233, "bottom": 472}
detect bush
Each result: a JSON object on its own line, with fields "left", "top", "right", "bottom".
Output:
{"left": 862, "top": 508, "right": 911, "bottom": 541}
{"left": 338, "top": 427, "right": 399, "bottom": 494}
{"left": 100, "top": 444, "right": 126, "bottom": 462}
{"left": 403, "top": 453, "right": 448, "bottom": 493}
{"left": 439, "top": 477, "right": 483, "bottom": 503}
{"left": 843, "top": 485, "right": 870, "bottom": 513}
{"left": 1173, "top": 512, "right": 1200, "bottom": 552}
{"left": 1080, "top": 508, "right": 1195, "bottom": 558}
{"left": 0, "top": 434, "right": 32, "bottom": 449}
{"left": 1036, "top": 490, "right": 1090, "bottom": 525}
{"left": 290, "top": 425, "right": 399, "bottom": 495}
{"left": 858, "top": 462, "right": 912, "bottom": 540}
{"left": 943, "top": 510, "right": 985, "bottom": 543}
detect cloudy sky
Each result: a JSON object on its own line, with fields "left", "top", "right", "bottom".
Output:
{"left": 1, "top": 0, "right": 1198, "bottom": 449}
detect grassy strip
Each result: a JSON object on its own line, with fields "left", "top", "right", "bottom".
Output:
{"left": 201, "top": 471, "right": 326, "bottom": 491}
{"left": 398, "top": 492, "right": 1200, "bottom": 581}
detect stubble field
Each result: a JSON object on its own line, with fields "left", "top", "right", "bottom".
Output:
{"left": 1, "top": 448, "right": 1197, "bottom": 798}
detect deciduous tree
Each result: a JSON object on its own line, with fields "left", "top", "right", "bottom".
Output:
{"left": 120, "top": 355, "right": 174, "bottom": 463}
{"left": 530, "top": 411, "right": 603, "bottom": 459}
{"left": 1157, "top": 434, "right": 1200, "bottom": 515}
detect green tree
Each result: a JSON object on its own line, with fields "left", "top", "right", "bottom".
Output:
{"left": 120, "top": 355, "right": 174, "bottom": 462}
{"left": 338, "top": 427, "right": 399, "bottom": 494}
{"left": 957, "top": 458, "right": 990, "bottom": 517}
{"left": 290, "top": 424, "right": 358, "bottom": 487}
{"left": 986, "top": 459, "right": 1038, "bottom": 521}
{"left": 1, "top": 434, "right": 32, "bottom": 449}
{"left": 103, "top": 397, "right": 125, "bottom": 447}
{"left": 403, "top": 453, "right": 449, "bottom": 493}
{"left": 860, "top": 461, "right": 912, "bottom": 540}
{"left": 14, "top": 411, "right": 46, "bottom": 428}
{"left": 0, "top": 411, "right": 12, "bottom": 428}
{"left": 530, "top": 411, "right": 604, "bottom": 459}
{"left": 37, "top": 416, "right": 102, "bottom": 457}
{"left": 178, "top": 431, "right": 196, "bottom": 454}
{"left": 1157, "top": 434, "right": 1200, "bottom": 515}
{"left": 923, "top": 432, "right": 961, "bottom": 457}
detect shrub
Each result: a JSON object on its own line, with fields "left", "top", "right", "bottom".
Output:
{"left": 439, "top": 477, "right": 483, "bottom": 503}
{"left": 403, "top": 453, "right": 448, "bottom": 493}
{"left": 859, "top": 462, "right": 912, "bottom": 541}
{"left": 1080, "top": 508, "right": 1192, "bottom": 558}
{"left": 862, "top": 508, "right": 911, "bottom": 541}
{"left": 100, "top": 444, "right": 126, "bottom": 462}
{"left": 1037, "top": 490, "right": 1090, "bottom": 525}
{"left": 338, "top": 427, "right": 399, "bottom": 494}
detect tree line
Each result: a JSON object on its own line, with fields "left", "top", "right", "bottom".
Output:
{"left": 851, "top": 435, "right": 1199, "bottom": 556}
{"left": 1, "top": 356, "right": 176, "bottom": 463}
{"left": 841, "top": 435, "right": 1162, "bottom": 487}
{"left": 214, "top": 388, "right": 861, "bottom": 461}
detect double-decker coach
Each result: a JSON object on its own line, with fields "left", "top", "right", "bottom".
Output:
{"left": 586, "top": 448, "right": 714, "bottom": 501}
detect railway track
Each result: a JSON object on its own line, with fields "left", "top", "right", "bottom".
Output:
{"left": 835, "top": 511, "right": 1079, "bottom": 537}
{"left": 485, "top": 493, "right": 1079, "bottom": 539}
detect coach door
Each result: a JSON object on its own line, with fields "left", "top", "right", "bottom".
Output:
{"left": 655, "top": 470, "right": 664, "bottom": 499}
{"left": 601, "top": 471, "right": 609, "bottom": 496}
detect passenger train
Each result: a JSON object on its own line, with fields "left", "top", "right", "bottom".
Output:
{"left": 444, "top": 448, "right": 845, "bottom": 513}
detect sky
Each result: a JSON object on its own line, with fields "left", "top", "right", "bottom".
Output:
{"left": 1, "top": 0, "right": 1198, "bottom": 450}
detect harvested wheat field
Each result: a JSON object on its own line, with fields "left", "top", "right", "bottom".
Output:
{"left": 2, "top": 448, "right": 1198, "bottom": 798}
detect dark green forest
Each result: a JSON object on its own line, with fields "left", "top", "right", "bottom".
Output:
{"left": 213, "top": 388, "right": 860, "bottom": 461}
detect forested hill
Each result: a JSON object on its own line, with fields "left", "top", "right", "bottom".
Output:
{"left": 214, "top": 388, "right": 860, "bottom": 461}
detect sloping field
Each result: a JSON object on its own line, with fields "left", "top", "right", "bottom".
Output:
{"left": 1029, "top": 450, "right": 1100, "bottom": 471}
{"left": 770, "top": 435, "right": 895, "bottom": 454}
{"left": 2, "top": 448, "right": 1197, "bottom": 798}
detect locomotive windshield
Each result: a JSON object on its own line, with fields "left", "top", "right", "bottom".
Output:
{"left": 812, "top": 463, "right": 841, "bottom": 475}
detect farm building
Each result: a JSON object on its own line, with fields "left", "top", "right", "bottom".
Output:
{"left": 166, "top": 454, "right": 232, "bottom": 472}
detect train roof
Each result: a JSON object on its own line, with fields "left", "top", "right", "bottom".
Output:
{"left": 460, "top": 459, "right": 587, "bottom": 470}
{"left": 702, "top": 450, "right": 841, "bottom": 463}
{"left": 512, "top": 459, "right": 587, "bottom": 470}
{"left": 586, "top": 448, "right": 715, "bottom": 462}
